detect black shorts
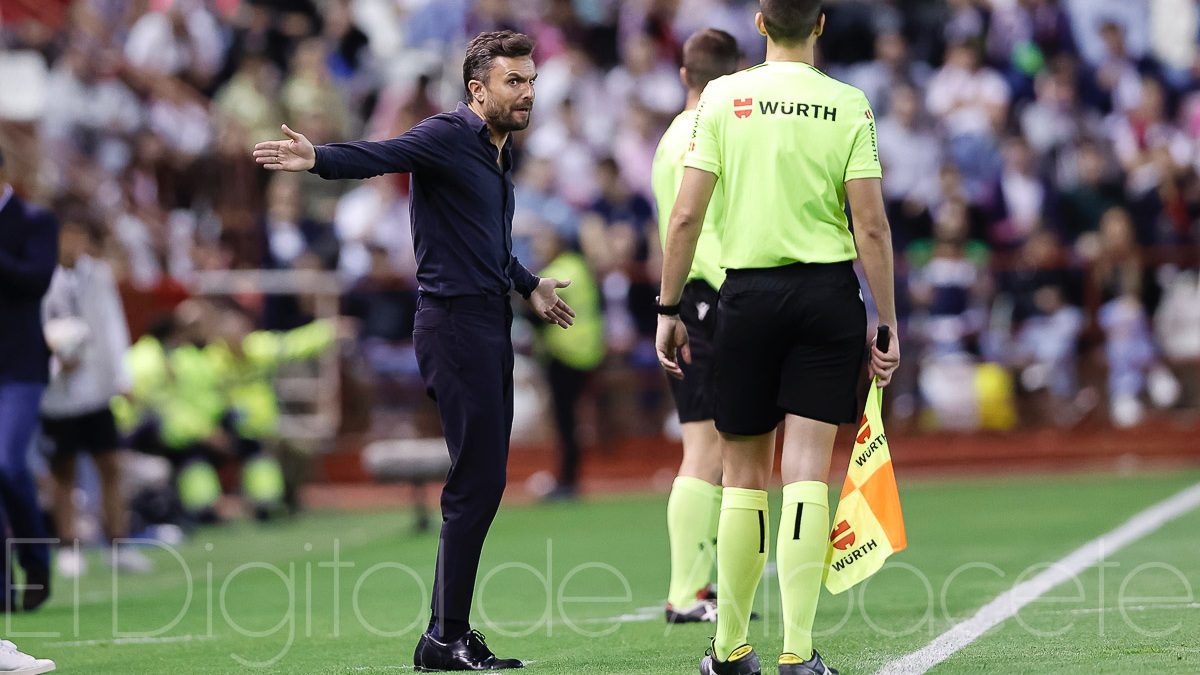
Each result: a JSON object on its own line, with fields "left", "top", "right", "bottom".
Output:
{"left": 714, "top": 261, "right": 866, "bottom": 435}
{"left": 41, "top": 408, "right": 120, "bottom": 464}
{"left": 667, "top": 279, "right": 720, "bottom": 423}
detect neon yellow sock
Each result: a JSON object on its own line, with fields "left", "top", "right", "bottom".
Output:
{"left": 667, "top": 476, "right": 722, "bottom": 608}
{"left": 777, "top": 481, "right": 829, "bottom": 662}
{"left": 714, "top": 487, "right": 768, "bottom": 661}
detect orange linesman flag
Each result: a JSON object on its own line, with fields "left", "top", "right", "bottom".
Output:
{"left": 824, "top": 378, "right": 906, "bottom": 594}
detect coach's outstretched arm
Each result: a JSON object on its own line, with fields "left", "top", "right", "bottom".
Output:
{"left": 847, "top": 177, "right": 901, "bottom": 386}
{"left": 253, "top": 122, "right": 450, "bottom": 178}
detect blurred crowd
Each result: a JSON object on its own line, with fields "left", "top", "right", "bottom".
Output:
{"left": 1, "top": 0, "right": 1200, "bottom": 442}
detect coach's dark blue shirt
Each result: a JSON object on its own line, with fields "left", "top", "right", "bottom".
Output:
{"left": 310, "top": 102, "right": 539, "bottom": 299}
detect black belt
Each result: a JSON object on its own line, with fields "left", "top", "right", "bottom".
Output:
{"left": 418, "top": 293, "right": 511, "bottom": 311}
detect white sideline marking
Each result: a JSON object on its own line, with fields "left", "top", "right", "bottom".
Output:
{"left": 877, "top": 481, "right": 1200, "bottom": 675}
{"left": 45, "top": 634, "right": 215, "bottom": 648}
{"left": 1052, "top": 601, "right": 1200, "bottom": 616}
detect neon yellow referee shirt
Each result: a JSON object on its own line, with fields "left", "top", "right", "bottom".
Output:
{"left": 652, "top": 109, "right": 726, "bottom": 290}
{"left": 685, "top": 61, "right": 882, "bottom": 269}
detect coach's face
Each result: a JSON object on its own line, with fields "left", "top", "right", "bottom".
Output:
{"left": 478, "top": 55, "right": 536, "bottom": 133}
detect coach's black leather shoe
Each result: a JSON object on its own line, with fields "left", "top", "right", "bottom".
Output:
{"left": 413, "top": 629, "right": 524, "bottom": 671}
{"left": 700, "top": 642, "right": 761, "bottom": 675}
{"left": 778, "top": 650, "right": 839, "bottom": 675}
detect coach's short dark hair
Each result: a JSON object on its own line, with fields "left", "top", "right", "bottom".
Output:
{"left": 760, "top": 0, "right": 823, "bottom": 47}
{"left": 463, "top": 31, "right": 535, "bottom": 95}
{"left": 682, "top": 29, "right": 740, "bottom": 90}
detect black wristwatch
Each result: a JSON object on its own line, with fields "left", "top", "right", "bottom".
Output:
{"left": 655, "top": 296, "right": 681, "bottom": 316}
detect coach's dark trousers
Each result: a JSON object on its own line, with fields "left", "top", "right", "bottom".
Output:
{"left": 413, "top": 293, "right": 514, "bottom": 639}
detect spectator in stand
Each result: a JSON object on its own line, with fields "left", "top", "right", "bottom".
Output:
{"left": 1020, "top": 56, "right": 1104, "bottom": 174}
{"left": 997, "top": 229, "right": 1079, "bottom": 328}
{"left": 1088, "top": 21, "right": 1145, "bottom": 114}
{"left": 1085, "top": 206, "right": 1152, "bottom": 310}
{"left": 526, "top": 97, "right": 603, "bottom": 208}
{"left": 581, "top": 157, "right": 658, "bottom": 347}
{"left": 342, "top": 245, "right": 419, "bottom": 376}
{"left": 529, "top": 43, "right": 610, "bottom": 132}
{"left": 514, "top": 155, "right": 580, "bottom": 245}
{"left": 213, "top": 53, "right": 284, "bottom": 145}
{"left": 844, "top": 32, "right": 931, "bottom": 117}
{"left": 1014, "top": 284, "right": 1085, "bottom": 416}
{"left": 986, "top": 0, "right": 1076, "bottom": 101}
{"left": 1057, "top": 139, "right": 1125, "bottom": 240}
{"left": 124, "top": 0, "right": 225, "bottom": 91}
{"left": 39, "top": 45, "right": 142, "bottom": 178}
{"left": 990, "top": 135, "right": 1048, "bottom": 248}
{"left": 943, "top": 0, "right": 988, "bottom": 46}
{"left": 333, "top": 176, "right": 413, "bottom": 283}
{"left": 1063, "top": 0, "right": 1150, "bottom": 69}
{"left": 908, "top": 202, "right": 992, "bottom": 357}
{"left": 1111, "top": 76, "right": 1193, "bottom": 243}
{"left": 1100, "top": 294, "right": 1157, "bottom": 427}
{"left": 926, "top": 40, "right": 1011, "bottom": 202}
{"left": 611, "top": 99, "right": 662, "bottom": 201}
{"left": 282, "top": 38, "right": 357, "bottom": 142}
{"left": 605, "top": 31, "right": 685, "bottom": 118}
{"left": 1149, "top": 0, "right": 1200, "bottom": 89}
{"left": 877, "top": 84, "right": 941, "bottom": 247}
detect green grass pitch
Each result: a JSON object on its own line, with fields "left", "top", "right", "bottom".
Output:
{"left": 6, "top": 469, "right": 1199, "bottom": 673}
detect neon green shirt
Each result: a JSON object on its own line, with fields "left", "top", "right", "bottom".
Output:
{"left": 539, "top": 252, "right": 605, "bottom": 370}
{"left": 685, "top": 61, "right": 882, "bottom": 269}
{"left": 652, "top": 109, "right": 725, "bottom": 290}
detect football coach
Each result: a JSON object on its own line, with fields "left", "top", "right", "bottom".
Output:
{"left": 255, "top": 31, "right": 573, "bottom": 671}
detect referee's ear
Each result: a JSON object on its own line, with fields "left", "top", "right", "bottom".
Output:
{"left": 814, "top": 13, "right": 826, "bottom": 39}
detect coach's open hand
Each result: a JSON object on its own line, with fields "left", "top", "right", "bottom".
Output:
{"left": 253, "top": 125, "right": 316, "bottom": 172}
{"left": 655, "top": 315, "right": 690, "bottom": 380}
{"left": 532, "top": 277, "right": 575, "bottom": 329}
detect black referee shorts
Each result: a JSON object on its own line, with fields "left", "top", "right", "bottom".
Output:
{"left": 714, "top": 261, "right": 866, "bottom": 435}
{"left": 667, "top": 279, "right": 720, "bottom": 423}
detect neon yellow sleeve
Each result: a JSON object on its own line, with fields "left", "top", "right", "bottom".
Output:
{"left": 845, "top": 94, "right": 882, "bottom": 181}
{"left": 684, "top": 86, "right": 723, "bottom": 178}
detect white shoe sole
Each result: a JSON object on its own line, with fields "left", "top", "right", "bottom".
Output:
{"left": 4, "top": 660, "right": 55, "bottom": 674}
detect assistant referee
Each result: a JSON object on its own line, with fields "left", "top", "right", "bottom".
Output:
{"left": 651, "top": 28, "right": 741, "bottom": 626}
{"left": 656, "top": 3, "right": 900, "bottom": 675}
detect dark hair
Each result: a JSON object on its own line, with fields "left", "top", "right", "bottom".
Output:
{"left": 760, "top": 0, "right": 823, "bottom": 47}
{"left": 682, "top": 29, "right": 740, "bottom": 90}
{"left": 462, "top": 31, "right": 535, "bottom": 95}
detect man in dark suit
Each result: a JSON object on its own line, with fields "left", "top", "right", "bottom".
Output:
{"left": 0, "top": 147, "right": 58, "bottom": 612}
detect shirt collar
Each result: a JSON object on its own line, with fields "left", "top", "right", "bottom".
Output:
{"left": 455, "top": 102, "right": 514, "bottom": 152}
{"left": 0, "top": 184, "right": 13, "bottom": 213}
{"left": 456, "top": 102, "right": 490, "bottom": 138}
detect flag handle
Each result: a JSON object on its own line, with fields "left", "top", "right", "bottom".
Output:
{"left": 876, "top": 325, "right": 890, "bottom": 353}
